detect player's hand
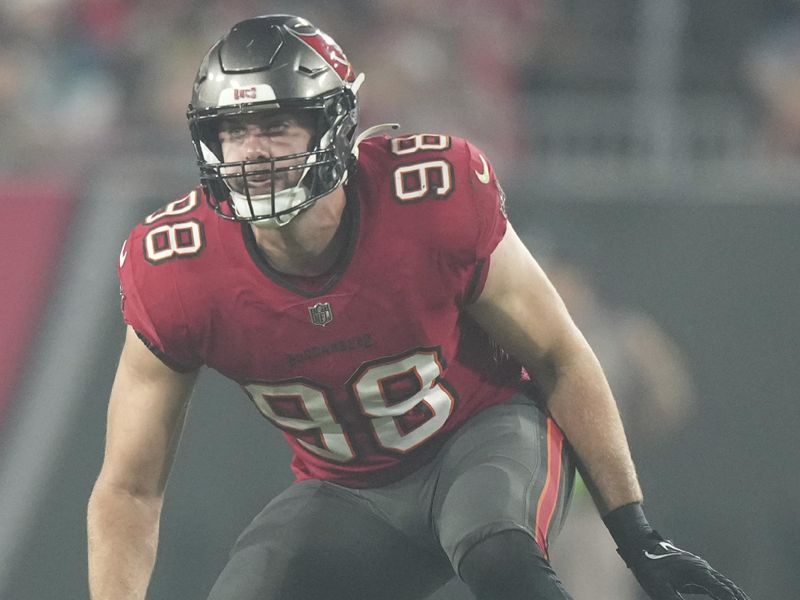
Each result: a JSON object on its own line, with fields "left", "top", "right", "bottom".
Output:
{"left": 602, "top": 503, "right": 751, "bottom": 600}
{"left": 617, "top": 530, "right": 751, "bottom": 600}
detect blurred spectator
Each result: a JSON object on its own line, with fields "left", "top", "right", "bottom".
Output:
{"left": 0, "top": 0, "right": 544, "bottom": 180}
{"left": 355, "top": 0, "right": 547, "bottom": 168}
{"left": 545, "top": 260, "right": 695, "bottom": 600}
{"left": 1, "top": 0, "right": 127, "bottom": 176}
{"left": 744, "top": 10, "right": 800, "bottom": 156}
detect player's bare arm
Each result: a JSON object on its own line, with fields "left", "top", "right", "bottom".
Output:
{"left": 466, "top": 223, "right": 642, "bottom": 515}
{"left": 468, "top": 224, "right": 750, "bottom": 600}
{"left": 87, "top": 325, "right": 198, "bottom": 600}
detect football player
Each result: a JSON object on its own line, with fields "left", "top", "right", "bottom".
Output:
{"left": 87, "top": 14, "right": 751, "bottom": 600}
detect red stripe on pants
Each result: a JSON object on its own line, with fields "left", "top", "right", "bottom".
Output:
{"left": 534, "top": 418, "right": 565, "bottom": 559}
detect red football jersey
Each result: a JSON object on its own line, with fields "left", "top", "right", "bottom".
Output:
{"left": 119, "top": 134, "right": 523, "bottom": 487}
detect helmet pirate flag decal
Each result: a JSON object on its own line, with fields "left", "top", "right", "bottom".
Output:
{"left": 291, "top": 27, "right": 356, "bottom": 83}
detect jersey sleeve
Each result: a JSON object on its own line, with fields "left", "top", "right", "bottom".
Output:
{"left": 118, "top": 223, "right": 203, "bottom": 372}
{"left": 360, "top": 134, "right": 510, "bottom": 306}
{"left": 457, "top": 138, "right": 509, "bottom": 303}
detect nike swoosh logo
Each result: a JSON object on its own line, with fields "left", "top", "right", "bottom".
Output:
{"left": 644, "top": 550, "right": 682, "bottom": 560}
{"left": 119, "top": 240, "right": 128, "bottom": 268}
{"left": 644, "top": 541, "right": 684, "bottom": 560}
{"left": 475, "top": 154, "right": 491, "bottom": 184}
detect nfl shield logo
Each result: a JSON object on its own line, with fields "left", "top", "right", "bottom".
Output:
{"left": 308, "top": 302, "right": 333, "bottom": 326}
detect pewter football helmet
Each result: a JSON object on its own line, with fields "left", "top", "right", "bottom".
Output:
{"left": 187, "top": 15, "right": 361, "bottom": 225}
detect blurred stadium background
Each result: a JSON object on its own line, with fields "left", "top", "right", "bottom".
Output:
{"left": 1, "top": 0, "right": 798, "bottom": 598}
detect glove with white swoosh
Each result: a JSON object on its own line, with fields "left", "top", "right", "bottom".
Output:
{"left": 603, "top": 503, "right": 751, "bottom": 600}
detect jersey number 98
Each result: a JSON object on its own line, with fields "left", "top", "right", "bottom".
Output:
{"left": 142, "top": 191, "right": 206, "bottom": 264}
{"left": 391, "top": 134, "right": 453, "bottom": 203}
{"left": 243, "top": 348, "right": 455, "bottom": 462}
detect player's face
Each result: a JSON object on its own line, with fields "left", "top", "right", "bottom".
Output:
{"left": 218, "top": 111, "right": 315, "bottom": 195}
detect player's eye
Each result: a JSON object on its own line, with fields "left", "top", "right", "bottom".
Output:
{"left": 219, "top": 124, "right": 246, "bottom": 141}
{"left": 262, "top": 121, "right": 289, "bottom": 135}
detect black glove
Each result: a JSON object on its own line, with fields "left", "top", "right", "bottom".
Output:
{"left": 603, "top": 503, "right": 751, "bottom": 600}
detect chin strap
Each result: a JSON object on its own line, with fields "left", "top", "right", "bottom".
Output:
{"left": 232, "top": 186, "right": 310, "bottom": 229}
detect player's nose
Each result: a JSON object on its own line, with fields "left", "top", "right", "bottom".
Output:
{"left": 242, "top": 129, "right": 273, "bottom": 160}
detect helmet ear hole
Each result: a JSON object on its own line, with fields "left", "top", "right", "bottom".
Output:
{"left": 327, "top": 97, "right": 345, "bottom": 120}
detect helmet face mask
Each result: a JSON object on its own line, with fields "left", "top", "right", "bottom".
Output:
{"left": 186, "top": 15, "right": 360, "bottom": 225}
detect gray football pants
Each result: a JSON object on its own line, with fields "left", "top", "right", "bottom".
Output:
{"left": 207, "top": 394, "right": 575, "bottom": 599}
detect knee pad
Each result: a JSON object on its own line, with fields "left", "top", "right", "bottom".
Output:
{"left": 459, "top": 529, "right": 573, "bottom": 600}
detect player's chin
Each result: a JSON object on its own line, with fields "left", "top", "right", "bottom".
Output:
{"left": 223, "top": 177, "right": 246, "bottom": 195}
{"left": 248, "top": 178, "right": 295, "bottom": 196}
{"left": 225, "top": 171, "right": 296, "bottom": 196}
{"left": 224, "top": 176, "right": 268, "bottom": 195}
